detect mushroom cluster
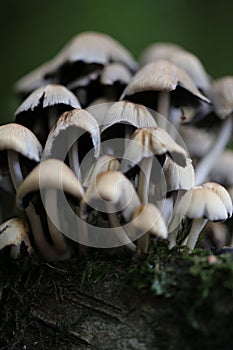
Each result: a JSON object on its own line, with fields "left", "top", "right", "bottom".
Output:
{"left": 0, "top": 31, "right": 232, "bottom": 260}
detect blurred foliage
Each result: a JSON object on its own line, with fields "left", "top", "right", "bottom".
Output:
{"left": 0, "top": 0, "right": 233, "bottom": 122}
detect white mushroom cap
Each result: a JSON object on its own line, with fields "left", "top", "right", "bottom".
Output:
{"left": 51, "top": 31, "right": 138, "bottom": 72}
{"left": 121, "top": 60, "right": 210, "bottom": 104}
{"left": 202, "top": 182, "right": 232, "bottom": 219}
{"left": 82, "top": 155, "right": 120, "bottom": 188}
{"left": 80, "top": 170, "right": 141, "bottom": 222}
{"left": 101, "top": 101, "right": 157, "bottom": 132}
{"left": 16, "top": 159, "right": 84, "bottom": 209}
{"left": 0, "top": 123, "right": 42, "bottom": 162}
{"left": 209, "top": 150, "right": 233, "bottom": 186}
{"left": 174, "top": 186, "right": 229, "bottom": 222}
{"left": 121, "top": 127, "right": 187, "bottom": 173}
{"left": 100, "top": 63, "right": 132, "bottom": 85}
{"left": 131, "top": 203, "right": 167, "bottom": 239}
{"left": 140, "top": 42, "right": 184, "bottom": 65}
{"left": 15, "top": 84, "right": 81, "bottom": 117}
{"left": 155, "top": 157, "right": 195, "bottom": 199}
{"left": 208, "top": 76, "right": 233, "bottom": 119}
{"left": 42, "top": 108, "right": 100, "bottom": 160}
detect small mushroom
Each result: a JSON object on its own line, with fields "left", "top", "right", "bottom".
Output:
{"left": 120, "top": 127, "right": 188, "bottom": 203}
{"left": 80, "top": 171, "right": 141, "bottom": 251}
{"left": 14, "top": 84, "right": 81, "bottom": 144}
{"left": 130, "top": 203, "right": 167, "bottom": 254}
{"left": 195, "top": 77, "right": 233, "bottom": 185}
{"left": 140, "top": 42, "right": 184, "bottom": 65}
{"left": 16, "top": 159, "right": 84, "bottom": 260}
{"left": 168, "top": 183, "right": 232, "bottom": 250}
{"left": 121, "top": 60, "right": 210, "bottom": 131}
{"left": 42, "top": 108, "right": 100, "bottom": 181}
{"left": 0, "top": 217, "right": 32, "bottom": 259}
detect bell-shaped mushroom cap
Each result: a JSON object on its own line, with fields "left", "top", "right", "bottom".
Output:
{"left": 80, "top": 170, "right": 141, "bottom": 222}
{"left": 100, "top": 63, "right": 132, "bottom": 85}
{"left": 101, "top": 101, "right": 157, "bottom": 132}
{"left": 207, "top": 76, "right": 233, "bottom": 119}
{"left": 42, "top": 108, "right": 100, "bottom": 160}
{"left": 140, "top": 42, "right": 184, "bottom": 65}
{"left": 0, "top": 123, "right": 42, "bottom": 161}
{"left": 86, "top": 98, "right": 114, "bottom": 126}
{"left": 131, "top": 203, "right": 167, "bottom": 239}
{"left": 178, "top": 125, "right": 214, "bottom": 158}
{"left": 174, "top": 186, "right": 229, "bottom": 222}
{"left": 121, "top": 127, "right": 188, "bottom": 173}
{"left": 0, "top": 218, "right": 31, "bottom": 256}
{"left": 121, "top": 60, "right": 210, "bottom": 104}
{"left": 82, "top": 155, "right": 120, "bottom": 188}
{"left": 155, "top": 157, "right": 195, "bottom": 199}
{"left": 209, "top": 150, "right": 233, "bottom": 186}
{"left": 202, "top": 182, "right": 232, "bottom": 219}
{"left": 16, "top": 159, "right": 84, "bottom": 209}
{"left": 15, "top": 84, "right": 81, "bottom": 118}
{"left": 52, "top": 31, "right": 138, "bottom": 72}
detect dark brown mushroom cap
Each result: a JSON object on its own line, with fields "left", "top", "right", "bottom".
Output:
{"left": 121, "top": 60, "right": 210, "bottom": 109}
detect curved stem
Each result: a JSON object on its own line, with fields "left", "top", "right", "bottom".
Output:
{"left": 68, "top": 143, "right": 81, "bottom": 181}
{"left": 44, "top": 189, "right": 68, "bottom": 254}
{"left": 183, "top": 218, "right": 208, "bottom": 251}
{"left": 107, "top": 203, "right": 136, "bottom": 252}
{"left": 7, "top": 150, "right": 23, "bottom": 190}
{"left": 157, "top": 91, "right": 170, "bottom": 131}
{"left": 137, "top": 157, "right": 153, "bottom": 204}
{"left": 195, "top": 117, "right": 233, "bottom": 185}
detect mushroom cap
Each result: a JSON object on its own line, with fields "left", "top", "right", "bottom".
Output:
{"left": 0, "top": 123, "right": 42, "bottom": 161}
{"left": 131, "top": 203, "right": 167, "bottom": 239}
{"left": 209, "top": 150, "right": 233, "bottom": 187}
{"left": 121, "top": 60, "right": 210, "bottom": 104}
{"left": 42, "top": 108, "right": 100, "bottom": 160}
{"left": 82, "top": 155, "right": 120, "bottom": 188}
{"left": 0, "top": 218, "right": 31, "bottom": 253}
{"left": 121, "top": 127, "right": 187, "bottom": 173}
{"left": 100, "top": 63, "right": 132, "bottom": 86}
{"left": 178, "top": 125, "right": 214, "bottom": 158}
{"left": 140, "top": 44, "right": 210, "bottom": 92}
{"left": 86, "top": 99, "right": 114, "bottom": 126}
{"left": 101, "top": 101, "right": 157, "bottom": 132}
{"left": 202, "top": 182, "right": 232, "bottom": 219}
{"left": 80, "top": 170, "right": 141, "bottom": 222}
{"left": 155, "top": 157, "right": 195, "bottom": 199}
{"left": 174, "top": 185, "right": 229, "bottom": 221}
{"left": 208, "top": 76, "right": 233, "bottom": 119}
{"left": 15, "top": 84, "right": 81, "bottom": 117}
{"left": 52, "top": 31, "right": 138, "bottom": 72}
{"left": 140, "top": 42, "right": 184, "bottom": 65}
{"left": 16, "top": 159, "right": 84, "bottom": 209}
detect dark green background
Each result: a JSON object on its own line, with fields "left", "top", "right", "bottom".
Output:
{"left": 1, "top": 0, "right": 232, "bottom": 123}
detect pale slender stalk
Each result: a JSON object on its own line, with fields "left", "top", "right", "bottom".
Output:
{"left": 68, "top": 143, "right": 82, "bottom": 181}
{"left": 183, "top": 218, "right": 208, "bottom": 250}
{"left": 168, "top": 226, "right": 179, "bottom": 249}
{"left": 7, "top": 150, "right": 60, "bottom": 260}
{"left": 137, "top": 157, "right": 153, "bottom": 204}
{"left": 107, "top": 203, "right": 136, "bottom": 252}
{"left": 195, "top": 117, "right": 233, "bottom": 185}
{"left": 157, "top": 91, "right": 170, "bottom": 131}
{"left": 44, "top": 189, "right": 68, "bottom": 254}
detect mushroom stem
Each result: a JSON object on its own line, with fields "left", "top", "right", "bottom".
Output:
{"left": 168, "top": 225, "right": 179, "bottom": 249}
{"left": 195, "top": 117, "right": 233, "bottom": 185}
{"left": 157, "top": 91, "right": 170, "bottom": 131}
{"left": 7, "top": 150, "right": 24, "bottom": 190}
{"left": 137, "top": 157, "right": 153, "bottom": 204}
{"left": 182, "top": 218, "right": 208, "bottom": 250}
{"left": 106, "top": 203, "right": 136, "bottom": 252}
{"left": 44, "top": 189, "right": 68, "bottom": 254}
{"left": 68, "top": 143, "right": 81, "bottom": 181}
